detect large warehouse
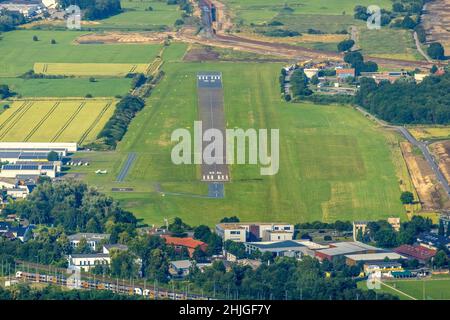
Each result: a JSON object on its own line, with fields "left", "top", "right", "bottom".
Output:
{"left": 0, "top": 163, "right": 58, "bottom": 178}
{"left": 0, "top": 142, "right": 77, "bottom": 153}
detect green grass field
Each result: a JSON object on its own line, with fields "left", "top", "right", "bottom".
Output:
{"left": 3, "top": 78, "right": 132, "bottom": 97}
{"left": 69, "top": 62, "right": 408, "bottom": 227}
{"left": 224, "top": 0, "right": 392, "bottom": 24}
{"left": 97, "top": 0, "right": 182, "bottom": 30}
{"left": 33, "top": 62, "right": 149, "bottom": 77}
{"left": 358, "top": 276, "right": 450, "bottom": 300}
{"left": 0, "top": 30, "right": 161, "bottom": 76}
{"left": 0, "top": 99, "right": 115, "bottom": 145}
{"left": 359, "top": 28, "right": 422, "bottom": 61}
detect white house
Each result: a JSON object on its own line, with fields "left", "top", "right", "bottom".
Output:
{"left": 68, "top": 233, "right": 110, "bottom": 251}
{"left": 68, "top": 253, "right": 111, "bottom": 271}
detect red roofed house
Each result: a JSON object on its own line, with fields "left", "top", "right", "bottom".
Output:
{"left": 393, "top": 244, "right": 436, "bottom": 263}
{"left": 161, "top": 235, "right": 208, "bottom": 257}
{"left": 336, "top": 68, "right": 356, "bottom": 81}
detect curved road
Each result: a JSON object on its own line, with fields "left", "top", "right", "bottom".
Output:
{"left": 356, "top": 107, "right": 450, "bottom": 196}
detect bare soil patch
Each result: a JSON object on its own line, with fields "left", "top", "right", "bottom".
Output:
{"left": 75, "top": 32, "right": 173, "bottom": 44}
{"left": 422, "top": 0, "right": 450, "bottom": 54}
{"left": 401, "top": 141, "right": 450, "bottom": 210}
{"left": 430, "top": 140, "right": 450, "bottom": 185}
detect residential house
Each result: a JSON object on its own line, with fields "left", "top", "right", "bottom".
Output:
{"left": 68, "top": 253, "right": 110, "bottom": 272}
{"left": 68, "top": 233, "right": 110, "bottom": 251}
{"left": 393, "top": 244, "right": 436, "bottom": 263}
{"left": 161, "top": 235, "right": 208, "bottom": 257}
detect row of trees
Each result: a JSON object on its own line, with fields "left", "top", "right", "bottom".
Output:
{"left": 96, "top": 95, "right": 145, "bottom": 148}
{"left": 356, "top": 72, "right": 450, "bottom": 124}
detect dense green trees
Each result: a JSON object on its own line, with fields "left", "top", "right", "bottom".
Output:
{"left": 344, "top": 52, "right": 378, "bottom": 75}
{"left": 2, "top": 180, "right": 137, "bottom": 235}
{"left": 189, "top": 256, "right": 397, "bottom": 300}
{"left": 290, "top": 69, "right": 312, "bottom": 97}
{"left": 400, "top": 191, "right": 414, "bottom": 204}
{"left": 0, "top": 9, "right": 25, "bottom": 31}
{"left": 0, "top": 84, "right": 11, "bottom": 99}
{"left": 357, "top": 73, "right": 450, "bottom": 124}
{"left": 361, "top": 216, "right": 433, "bottom": 248}
{"left": 427, "top": 42, "right": 446, "bottom": 60}
{"left": 60, "top": 0, "right": 122, "bottom": 20}
{"left": 337, "top": 39, "right": 355, "bottom": 52}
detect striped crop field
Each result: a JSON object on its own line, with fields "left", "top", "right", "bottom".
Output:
{"left": 0, "top": 99, "right": 115, "bottom": 145}
{"left": 34, "top": 63, "right": 149, "bottom": 77}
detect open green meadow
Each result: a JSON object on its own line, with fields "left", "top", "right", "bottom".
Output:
{"left": 223, "top": 0, "right": 392, "bottom": 24}
{"left": 0, "top": 30, "right": 161, "bottom": 76}
{"left": 97, "top": 0, "right": 182, "bottom": 30}
{"left": 358, "top": 276, "right": 450, "bottom": 300}
{"left": 70, "top": 62, "right": 408, "bottom": 226}
{"left": 359, "top": 28, "right": 422, "bottom": 61}
{"left": 3, "top": 77, "right": 132, "bottom": 97}
{"left": 0, "top": 99, "right": 115, "bottom": 145}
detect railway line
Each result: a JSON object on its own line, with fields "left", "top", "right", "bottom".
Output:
{"left": 13, "top": 269, "right": 211, "bottom": 300}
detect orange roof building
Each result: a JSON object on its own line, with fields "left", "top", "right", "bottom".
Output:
{"left": 161, "top": 235, "right": 208, "bottom": 257}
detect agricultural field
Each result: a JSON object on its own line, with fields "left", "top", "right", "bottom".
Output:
{"left": 71, "top": 62, "right": 410, "bottom": 227}
{"left": 33, "top": 63, "right": 149, "bottom": 77}
{"left": 409, "top": 126, "right": 450, "bottom": 141}
{"left": 358, "top": 275, "right": 450, "bottom": 300}
{"left": 0, "top": 99, "right": 115, "bottom": 145}
{"left": 0, "top": 30, "right": 162, "bottom": 76}
{"left": 97, "top": 0, "right": 182, "bottom": 30}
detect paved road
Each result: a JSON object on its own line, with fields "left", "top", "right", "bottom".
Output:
{"left": 116, "top": 152, "right": 137, "bottom": 182}
{"left": 413, "top": 31, "right": 433, "bottom": 63}
{"left": 355, "top": 107, "right": 450, "bottom": 196}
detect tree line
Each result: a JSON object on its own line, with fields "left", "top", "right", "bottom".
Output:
{"left": 356, "top": 73, "right": 450, "bottom": 124}
{"left": 59, "top": 0, "right": 122, "bottom": 20}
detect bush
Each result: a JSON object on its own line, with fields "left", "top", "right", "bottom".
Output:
{"left": 427, "top": 42, "right": 446, "bottom": 60}
{"left": 337, "top": 39, "right": 355, "bottom": 52}
{"left": 400, "top": 191, "right": 414, "bottom": 204}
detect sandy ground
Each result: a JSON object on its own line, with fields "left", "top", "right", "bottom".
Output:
{"left": 422, "top": 0, "right": 450, "bottom": 54}
{"left": 401, "top": 141, "right": 450, "bottom": 210}
{"left": 430, "top": 141, "right": 450, "bottom": 186}
{"left": 75, "top": 32, "right": 174, "bottom": 44}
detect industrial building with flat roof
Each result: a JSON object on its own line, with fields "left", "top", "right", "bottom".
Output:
{"left": 244, "top": 240, "right": 328, "bottom": 259}
{"left": 345, "top": 252, "right": 406, "bottom": 265}
{"left": 0, "top": 142, "right": 77, "bottom": 153}
{"left": 0, "top": 162, "right": 59, "bottom": 178}
{"left": 216, "top": 222, "right": 294, "bottom": 242}
{"left": 315, "top": 241, "right": 381, "bottom": 261}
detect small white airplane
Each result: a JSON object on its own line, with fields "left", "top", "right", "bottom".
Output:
{"left": 95, "top": 170, "right": 108, "bottom": 174}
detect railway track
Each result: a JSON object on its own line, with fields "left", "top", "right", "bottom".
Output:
{"left": 13, "top": 269, "right": 210, "bottom": 300}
